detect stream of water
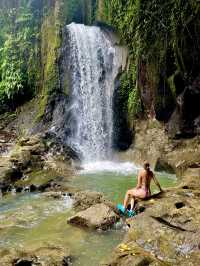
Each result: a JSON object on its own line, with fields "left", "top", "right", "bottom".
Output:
{"left": 0, "top": 167, "right": 176, "bottom": 265}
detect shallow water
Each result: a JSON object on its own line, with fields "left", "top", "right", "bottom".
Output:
{"left": 72, "top": 161, "right": 177, "bottom": 203}
{"left": 0, "top": 162, "right": 176, "bottom": 265}
{"left": 0, "top": 192, "right": 123, "bottom": 265}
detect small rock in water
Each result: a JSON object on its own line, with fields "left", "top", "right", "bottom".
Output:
{"left": 67, "top": 203, "right": 119, "bottom": 230}
{"left": 42, "top": 191, "right": 62, "bottom": 199}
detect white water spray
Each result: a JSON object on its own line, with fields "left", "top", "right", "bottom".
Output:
{"left": 66, "top": 23, "right": 126, "bottom": 163}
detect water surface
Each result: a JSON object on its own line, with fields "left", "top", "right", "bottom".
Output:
{"left": 0, "top": 162, "right": 176, "bottom": 265}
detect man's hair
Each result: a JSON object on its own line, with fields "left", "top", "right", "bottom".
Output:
{"left": 144, "top": 161, "right": 150, "bottom": 171}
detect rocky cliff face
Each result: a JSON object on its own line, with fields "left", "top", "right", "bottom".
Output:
{"left": 96, "top": 0, "right": 200, "bottom": 139}
{"left": 0, "top": 0, "right": 199, "bottom": 151}
{"left": 117, "top": 120, "right": 200, "bottom": 178}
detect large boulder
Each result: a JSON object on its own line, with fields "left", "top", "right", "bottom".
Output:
{"left": 105, "top": 176, "right": 200, "bottom": 265}
{"left": 68, "top": 203, "right": 119, "bottom": 230}
{"left": 10, "top": 135, "right": 46, "bottom": 171}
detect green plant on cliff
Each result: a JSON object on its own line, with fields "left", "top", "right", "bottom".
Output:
{"left": 98, "top": 0, "right": 199, "bottom": 121}
{"left": 0, "top": 1, "right": 40, "bottom": 111}
{"left": 122, "top": 63, "right": 142, "bottom": 120}
{"left": 0, "top": 36, "right": 25, "bottom": 99}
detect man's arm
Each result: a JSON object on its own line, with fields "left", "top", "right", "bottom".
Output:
{"left": 152, "top": 174, "right": 163, "bottom": 192}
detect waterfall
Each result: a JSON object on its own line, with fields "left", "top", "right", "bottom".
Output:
{"left": 65, "top": 23, "right": 126, "bottom": 162}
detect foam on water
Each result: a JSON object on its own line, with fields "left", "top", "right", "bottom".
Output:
{"left": 80, "top": 160, "right": 141, "bottom": 175}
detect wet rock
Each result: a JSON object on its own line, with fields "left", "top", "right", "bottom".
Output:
{"left": 5, "top": 168, "right": 23, "bottom": 184}
{"left": 0, "top": 130, "right": 75, "bottom": 196}
{"left": 29, "top": 184, "right": 37, "bottom": 192}
{"left": 0, "top": 164, "right": 23, "bottom": 183}
{"left": 0, "top": 245, "right": 72, "bottom": 266}
{"left": 167, "top": 75, "right": 200, "bottom": 138}
{"left": 103, "top": 242, "right": 165, "bottom": 266}
{"left": 18, "top": 136, "right": 41, "bottom": 147}
{"left": 68, "top": 203, "right": 119, "bottom": 230}
{"left": 0, "top": 158, "right": 23, "bottom": 193}
{"left": 0, "top": 136, "right": 46, "bottom": 191}
{"left": 118, "top": 120, "right": 200, "bottom": 177}
{"left": 42, "top": 131, "right": 80, "bottom": 162}
{"left": 73, "top": 190, "right": 105, "bottom": 211}
{"left": 42, "top": 191, "right": 63, "bottom": 199}
{"left": 106, "top": 178, "right": 200, "bottom": 265}
{"left": 10, "top": 149, "right": 32, "bottom": 170}
{"left": 38, "top": 179, "right": 61, "bottom": 192}
{"left": 0, "top": 129, "right": 16, "bottom": 155}
{"left": 15, "top": 186, "right": 24, "bottom": 193}
{"left": 154, "top": 158, "right": 175, "bottom": 174}
{"left": 10, "top": 135, "right": 46, "bottom": 173}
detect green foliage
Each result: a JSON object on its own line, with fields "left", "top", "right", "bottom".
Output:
{"left": 0, "top": 1, "right": 40, "bottom": 110}
{"left": 0, "top": 36, "right": 26, "bottom": 99}
{"left": 97, "top": 0, "right": 199, "bottom": 120}
{"left": 128, "top": 86, "right": 142, "bottom": 120}
{"left": 120, "top": 63, "right": 142, "bottom": 120}
{"left": 105, "top": 0, "right": 199, "bottom": 59}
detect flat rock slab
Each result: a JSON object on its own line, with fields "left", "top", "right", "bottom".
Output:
{"left": 106, "top": 185, "right": 200, "bottom": 266}
{"left": 68, "top": 203, "right": 119, "bottom": 230}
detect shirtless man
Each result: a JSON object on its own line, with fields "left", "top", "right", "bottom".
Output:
{"left": 123, "top": 161, "right": 163, "bottom": 211}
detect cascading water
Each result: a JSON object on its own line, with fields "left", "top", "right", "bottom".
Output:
{"left": 65, "top": 23, "right": 126, "bottom": 163}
